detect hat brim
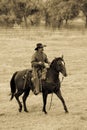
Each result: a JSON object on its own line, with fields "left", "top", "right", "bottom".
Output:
{"left": 35, "top": 45, "right": 46, "bottom": 50}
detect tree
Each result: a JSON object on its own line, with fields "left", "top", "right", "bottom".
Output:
{"left": 59, "top": 0, "right": 79, "bottom": 25}
{"left": 12, "top": 0, "right": 42, "bottom": 27}
{"left": 0, "top": 0, "right": 16, "bottom": 27}
{"left": 0, "top": 0, "right": 42, "bottom": 27}
{"left": 43, "top": 0, "right": 80, "bottom": 28}
{"left": 80, "top": 0, "right": 87, "bottom": 27}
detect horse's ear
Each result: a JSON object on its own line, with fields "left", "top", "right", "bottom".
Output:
{"left": 61, "top": 55, "right": 64, "bottom": 59}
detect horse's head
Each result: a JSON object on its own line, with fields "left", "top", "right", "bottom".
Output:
{"left": 50, "top": 56, "right": 67, "bottom": 77}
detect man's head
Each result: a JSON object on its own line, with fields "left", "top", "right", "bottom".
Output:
{"left": 35, "top": 43, "right": 46, "bottom": 51}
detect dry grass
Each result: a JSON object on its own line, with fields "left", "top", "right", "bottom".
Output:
{"left": 0, "top": 26, "right": 87, "bottom": 130}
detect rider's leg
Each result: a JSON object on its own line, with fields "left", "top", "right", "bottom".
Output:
{"left": 41, "top": 68, "right": 47, "bottom": 79}
{"left": 32, "top": 68, "right": 40, "bottom": 95}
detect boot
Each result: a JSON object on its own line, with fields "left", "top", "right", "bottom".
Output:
{"left": 33, "top": 89, "right": 39, "bottom": 95}
{"left": 32, "top": 77, "right": 40, "bottom": 95}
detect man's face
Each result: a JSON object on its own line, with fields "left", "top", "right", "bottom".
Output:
{"left": 38, "top": 47, "right": 44, "bottom": 52}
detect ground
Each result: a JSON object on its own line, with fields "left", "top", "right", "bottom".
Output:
{"left": 0, "top": 26, "right": 87, "bottom": 130}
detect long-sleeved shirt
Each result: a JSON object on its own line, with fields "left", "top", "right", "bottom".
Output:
{"left": 31, "top": 51, "right": 49, "bottom": 68}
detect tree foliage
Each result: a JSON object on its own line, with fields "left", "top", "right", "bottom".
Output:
{"left": 0, "top": 0, "right": 42, "bottom": 27}
{"left": 43, "top": 0, "right": 80, "bottom": 27}
{"left": 0, "top": 0, "right": 87, "bottom": 27}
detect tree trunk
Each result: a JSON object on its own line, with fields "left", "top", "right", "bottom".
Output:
{"left": 85, "top": 16, "right": 87, "bottom": 28}
{"left": 24, "top": 15, "right": 27, "bottom": 27}
{"left": 65, "top": 19, "right": 68, "bottom": 25}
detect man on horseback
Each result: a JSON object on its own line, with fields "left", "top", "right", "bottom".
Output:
{"left": 31, "top": 43, "right": 50, "bottom": 95}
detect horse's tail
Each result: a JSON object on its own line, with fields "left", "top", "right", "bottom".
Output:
{"left": 10, "top": 72, "right": 17, "bottom": 100}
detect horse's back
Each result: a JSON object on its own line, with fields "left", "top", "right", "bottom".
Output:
{"left": 15, "top": 69, "right": 31, "bottom": 79}
{"left": 14, "top": 69, "right": 32, "bottom": 87}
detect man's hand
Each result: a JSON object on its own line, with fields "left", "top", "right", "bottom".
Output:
{"left": 38, "top": 61, "right": 45, "bottom": 68}
{"left": 38, "top": 61, "right": 43, "bottom": 65}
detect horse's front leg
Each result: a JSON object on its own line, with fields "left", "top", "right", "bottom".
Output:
{"left": 22, "top": 89, "right": 30, "bottom": 112}
{"left": 42, "top": 92, "right": 48, "bottom": 114}
{"left": 55, "top": 90, "right": 68, "bottom": 113}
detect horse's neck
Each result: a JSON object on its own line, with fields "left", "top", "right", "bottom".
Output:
{"left": 46, "top": 68, "right": 59, "bottom": 83}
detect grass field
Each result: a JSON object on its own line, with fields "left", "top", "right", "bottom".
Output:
{"left": 0, "top": 26, "right": 87, "bottom": 130}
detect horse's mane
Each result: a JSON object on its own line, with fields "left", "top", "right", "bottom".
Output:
{"left": 50, "top": 57, "right": 63, "bottom": 69}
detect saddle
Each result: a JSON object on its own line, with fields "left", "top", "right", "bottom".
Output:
{"left": 22, "top": 70, "right": 32, "bottom": 89}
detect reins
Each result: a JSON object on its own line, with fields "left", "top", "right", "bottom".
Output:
{"left": 49, "top": 93, "right": 53, "bottom": 110}
{"left": 60, "top": 76, "right": 64, "bottom": 83}
{"left": 49, "top": 76, "right": 64, "bottom": 110}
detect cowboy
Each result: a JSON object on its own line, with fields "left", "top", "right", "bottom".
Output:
{"left": 31, "top": 43, "right": 50, "bottom": 95}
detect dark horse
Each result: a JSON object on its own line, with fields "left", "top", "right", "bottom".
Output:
{"left": 10, "top": 56, "right": 68, "bottom": 114}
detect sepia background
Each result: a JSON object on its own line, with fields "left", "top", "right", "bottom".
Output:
{"left": 0, "top": 0, "right": 87, "bottom": 130}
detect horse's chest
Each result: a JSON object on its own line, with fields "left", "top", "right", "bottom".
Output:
{"left": 46, "top": 71, "right": 56, "bottom": 82}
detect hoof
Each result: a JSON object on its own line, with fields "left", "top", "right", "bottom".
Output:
{"left": 24, "top": 110, "right": 29, "bottom": 113}
{"left": 19, "top": 105, "right": 22, "bottom": 112}
{"left": 65, "top": 110, "right": 69, "bottom": 113}
{"left": 44, "top": 111, "right": 47, "bottom": 114}
{"left": 19, "top": 109, "right": 22, "bottom": 112}
{"left": 42, "top": 109, "right": 47, "bottom": 114}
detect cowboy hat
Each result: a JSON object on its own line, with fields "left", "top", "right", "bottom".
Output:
{"left": 35, "top": 43, "right": 46, "bottom": 50}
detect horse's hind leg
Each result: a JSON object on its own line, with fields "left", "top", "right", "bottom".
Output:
{"left": 22, "top": 89, "right": 30, "bottom": 112}
{"left": 55, "top": 90, "right": 68, "bottom": 113}
{"left": 15, "top": 90, "right": 23, "bottom": 112}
